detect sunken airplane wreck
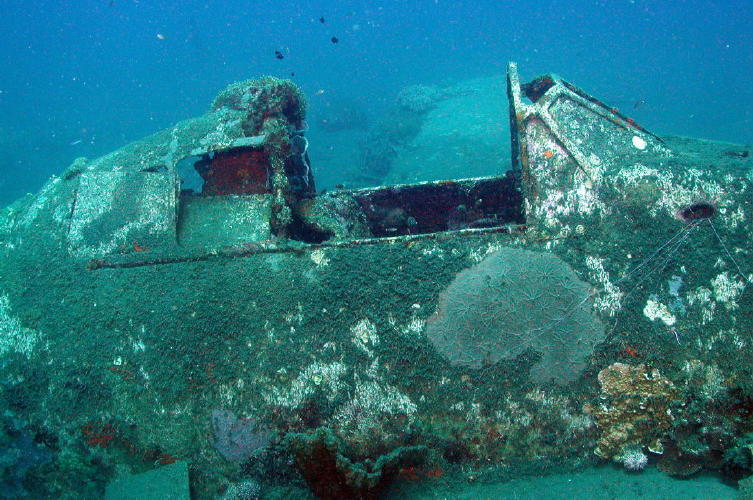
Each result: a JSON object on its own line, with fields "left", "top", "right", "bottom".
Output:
{"left": 0, "top": 64, "right": 752, "bottom": 498}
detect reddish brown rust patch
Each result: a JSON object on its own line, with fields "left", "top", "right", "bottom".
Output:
{"left": 679, "top": 201, "right": 716, "bottom": 223}
{"left": 523, "top": 76, "right": 555, "bottom": 102}
{"left": 622, "top": 345, "right": 640, "bottom": 358}
{"left": 81, "top": 423, "right": 117, "bottom": 448}
{"left": 198, "top": 148, "right": 270, "bottom": 196}
{"left": 156, "top": 454, "right": 179, "bottom": 465}
{"left": 106, "top": 365, "right": 136, "bottom": 381}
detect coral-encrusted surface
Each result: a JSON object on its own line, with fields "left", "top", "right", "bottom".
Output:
{"left": 0, "top": 74, "right": 751, "bottom": 498}
{"left": 589, "top": 363, "right": 680, "bottom": 460}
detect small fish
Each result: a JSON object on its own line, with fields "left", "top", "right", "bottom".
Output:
{"left": 290, "top": 72, "right": 295, "bottom": 77}
{"left": 319, "top": 16, "right": 325, "bottom": 24}
{"left": 69, "top": 139, "right": 83, "bottom": 146}
{"left": 156, "top": 33, "right": 167, "bottom": 40}
{"left": 315, "top": 89, "right": 325, "bottom": 95}
{"left": 275, "top": 50, "right": 284, "bottom": 60}
{"left": 633, "top": 99, "right": 646, "bottom": 109}
{"left": 331, "top": 36, "right": 339, "bottom": 44}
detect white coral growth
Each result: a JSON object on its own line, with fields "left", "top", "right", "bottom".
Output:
{"left": 621, "top": 448, "right": 648, "bottom": 471}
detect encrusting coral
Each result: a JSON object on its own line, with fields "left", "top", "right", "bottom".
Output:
{"left": 587, "top": 362, "right": 680, "bottom": 462}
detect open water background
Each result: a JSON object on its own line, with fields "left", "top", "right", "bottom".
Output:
{"left": 1, "top": 0, "right": 751, "bottom": 206}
